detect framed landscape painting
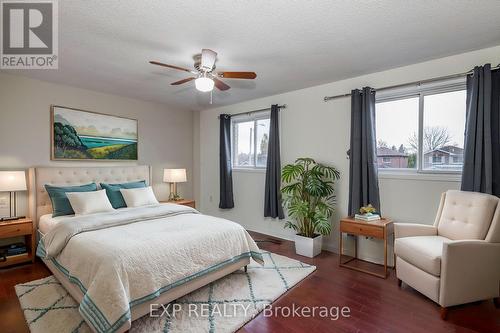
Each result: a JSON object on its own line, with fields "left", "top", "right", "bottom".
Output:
{"left": 51, "top": 106, "right": 138, "bottom": 160}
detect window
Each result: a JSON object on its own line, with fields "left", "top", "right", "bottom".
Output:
{"left": 375, "top": 80, "right": 466, "bottom": 173}
{"left": 422, "top": 90, "right": 466, "bottom": 171}
{"left": 432, "top": 155, "right": 443, "bottom": 164}
{"left": 376, "top": 97, "right": 419, "bottom": 169}
{"left": 232, "top": 112, "right": 270, "bottom": 169}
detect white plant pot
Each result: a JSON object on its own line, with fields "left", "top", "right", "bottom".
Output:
{"left": 294, "top": 234, "right": 323, "bottom": 258}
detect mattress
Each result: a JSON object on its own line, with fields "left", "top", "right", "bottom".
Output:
{"left": 38, "top": 213, "right": 70, "bottom": 234}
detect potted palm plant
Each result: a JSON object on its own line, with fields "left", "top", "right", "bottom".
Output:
{"left": 281, "top": 158, "right": 340, "bottom": 257}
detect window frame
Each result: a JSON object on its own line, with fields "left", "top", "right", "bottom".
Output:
{"left": 375, "top": 79, "right": 466, "bottom": 177}
{"left": 230, "top": 111, "right": 271, "bottom": 171}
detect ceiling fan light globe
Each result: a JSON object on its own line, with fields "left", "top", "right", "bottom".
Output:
{"left": 195, "top": 77, "right": 214, "bottom": 92}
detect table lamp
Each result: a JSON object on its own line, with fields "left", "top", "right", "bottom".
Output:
{"left": 0, "top": 171, "right": 27, "bottom": 221}
{"left": 163, "top": 169, "right": 187, "bottom": 201}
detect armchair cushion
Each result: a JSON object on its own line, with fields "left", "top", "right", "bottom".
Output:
{"left": 437, "top": 190, "right": 498, "bottom": 240}
{"left": 394, "top": 223, "right": 437, "bottom": 239}
{"left": 395, "top": 236, "right": 451, "bottom": 276}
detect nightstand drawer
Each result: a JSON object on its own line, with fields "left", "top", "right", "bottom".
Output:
{"left": 0, "top": 223, "right": 32, "bottom": 237}
{"left": 340, "top": 222, "right": 383, "bottom": 239}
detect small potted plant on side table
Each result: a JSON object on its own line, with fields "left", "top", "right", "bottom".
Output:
{"left": 281, "top": 158, "right": 340, "bottom": 258}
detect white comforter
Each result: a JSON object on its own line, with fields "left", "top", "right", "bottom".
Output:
{"left": 37, "top": 204, "right": 263, "bottom": 333}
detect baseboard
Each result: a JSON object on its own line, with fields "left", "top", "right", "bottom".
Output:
{"left": 246, "top": 227, "right": 341, "bottom": 255}
{"left": 244, "top": 226, "right": 294, "bottom": 242}
{"left": 244, "top": 228, "right": 392, "bottom": 265}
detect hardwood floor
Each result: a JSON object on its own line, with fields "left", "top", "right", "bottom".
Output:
{"left": 242, "top": 233, "right": 500, "bottom": 333}
{"left": 1, "top": 231, "right": 498, "bottom": 333}
{"left": 0, "top": 260, "right": 51, "bottom": 333}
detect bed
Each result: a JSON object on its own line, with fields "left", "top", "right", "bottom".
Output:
{"left": 28, "top": 166, "right": 262, "bottom": 333}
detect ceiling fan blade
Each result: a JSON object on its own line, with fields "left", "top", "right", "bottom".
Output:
{"left": 218, "top": 72, "right": 257, "bottom": 79}
{"left": 171, "top": 77, "right": 195, "bottom": 85}
{"left": 201, "top": 49, "right": 217, "bottom": 71}
{"left": 149, "top": 61, "right": 193, "bottom": 73}
{"left": 213, "top": 78, "right": 230, "bottom": 91}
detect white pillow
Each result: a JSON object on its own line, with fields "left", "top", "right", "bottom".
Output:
{"left": 120, "top": 186, "right": 159, "bottom": 207}
{"left": 66, "top": 189, "right": 115, "bottom": 215}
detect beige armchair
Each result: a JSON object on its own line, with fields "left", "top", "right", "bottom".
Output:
{"left": 394, "top": 190, "right": 500, "bottom": 319}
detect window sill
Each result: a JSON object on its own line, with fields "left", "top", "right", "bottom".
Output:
{"left": 378, "top": 170, "right": 461, "bottom": 182}
{"left": 233, "top": 168, "right": 267, "bottom": 174}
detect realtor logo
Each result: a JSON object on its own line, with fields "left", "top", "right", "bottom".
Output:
{"left": 1, "top": 0, "right": 58, "bottom": 69}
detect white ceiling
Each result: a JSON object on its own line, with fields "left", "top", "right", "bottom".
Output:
{"left": 3, "top": 0, "right": 500, "bottom": 111}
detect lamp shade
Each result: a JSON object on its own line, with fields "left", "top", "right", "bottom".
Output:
{"left": 163, "top": 169, "right": 187, "bottom": 183}
{"left": 195, "top": 77, "right": 214, "bottom": 92}
{"left": 0, "top": 171, "right": 27, "bottom": 191}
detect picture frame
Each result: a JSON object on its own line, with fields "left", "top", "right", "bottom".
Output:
{"left": 50, "top": 105, "right": 138, "bottom": 161}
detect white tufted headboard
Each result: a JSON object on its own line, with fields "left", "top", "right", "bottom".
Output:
{"left": 28, "top": 165, "right": 151, "bottom": 224}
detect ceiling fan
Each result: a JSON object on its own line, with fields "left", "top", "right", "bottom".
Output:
{"left": 149, "top": 49, "right": 257, "bottom": 93}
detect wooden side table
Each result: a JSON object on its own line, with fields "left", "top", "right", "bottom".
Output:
{"left": 339, "top": 216, "right": 393, "bottom": 278}
{"left": 162, "top": 199, "right": 196, "bottom": 209}
{"left": 0, "top": 218, "right": 35, "bottom": 268}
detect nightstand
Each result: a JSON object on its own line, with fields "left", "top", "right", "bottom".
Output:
{"left": 0, "top": 218, "right": 35, "bottom": 268}
{"left": 162, "top": 199, "right": 196, "bottom": 209}
{"left": 339, "top": 216, "right": 393, "bottom": 278}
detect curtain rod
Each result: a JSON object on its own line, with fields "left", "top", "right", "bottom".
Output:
{"left": 323, "top": 64, "right": 500, "bottom": 102}
{"left": 218, "top": 104, "right": 287, "bottom": 118}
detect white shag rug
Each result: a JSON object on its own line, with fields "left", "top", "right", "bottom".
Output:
{"left": 15, "top": 251, "right": 315, "bottom": 333}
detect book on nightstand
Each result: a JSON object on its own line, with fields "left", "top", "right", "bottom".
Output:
{"left": 0, "top": 242, "right": 27, "bottom": 257}
{"left": 354, "top": 213, "right": 381, "bottom": 221}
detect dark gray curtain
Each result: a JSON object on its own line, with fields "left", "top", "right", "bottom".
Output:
{"left": 348, "top": 87, "right": 381, "bottom": 216}
{"left": 219, "top": 114, "right": 234, "bottom": 208}
{"left": 264, "top": 105, "right": 285, "bottom": 219}
{"left": 461, "top": 64, "right": 500, "bottom": 196}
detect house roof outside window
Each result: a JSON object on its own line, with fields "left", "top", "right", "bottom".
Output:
{"left": 377, "top": 147, "right": 408, "bottom": 157}
{"left": 424, "top": 145, "right": 464, "bottom": 156}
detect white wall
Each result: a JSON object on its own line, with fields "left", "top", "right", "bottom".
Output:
{"left": 196, "top": 45, "right": 500, "bottom": 265}
{"left": 0, "top": 73, "right": 194, "bottom": 217}
{"left": 193, "top": 111, "right": 201, "bottom": 205}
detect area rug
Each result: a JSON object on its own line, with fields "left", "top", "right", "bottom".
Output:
{"left": 15, "top": 251, "right": 315, "bottom": 333}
